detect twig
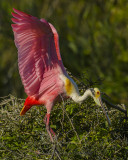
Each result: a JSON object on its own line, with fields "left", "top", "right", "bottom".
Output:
{"left": 49, "top": 144, "right": 56, "bottom": 160}
{"left": 60, "top": 95, "right": 80, "bottom": 141}
{"left": 62, "top": 105, "right": 80, "bottom": 141}
{"left": 54, "top": 146, "right": 62, "bottom": 160}
{"left": 55, "top": 150, "right": 62, "bottom": 160}
{"left": 102, "top": 97, "right": 127, "bottom": 116}
{"left": 101, "top": 92, "right": 112, "bottom": 100}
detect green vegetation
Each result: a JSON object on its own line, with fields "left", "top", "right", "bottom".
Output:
{"left": 0, "top": 94, "right": 128, "bottom": 159}
{"left": 0, "top": 0, "right": 128, "bottom": 159}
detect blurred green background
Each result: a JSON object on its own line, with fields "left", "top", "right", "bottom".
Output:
{"left": 0, "top": 0, "right": 128, "bottom": 104}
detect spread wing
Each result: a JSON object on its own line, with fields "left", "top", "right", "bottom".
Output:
{"left": 11, "top": 8, "right": 66, "bottom": 96}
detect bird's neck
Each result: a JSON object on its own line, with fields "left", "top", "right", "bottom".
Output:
{"left": 72, "top": 89, "right": 92, "bottom": 103}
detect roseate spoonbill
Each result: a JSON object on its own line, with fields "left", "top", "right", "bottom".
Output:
{"left": 11, "top": 8, "right": 111, "bottom": 141}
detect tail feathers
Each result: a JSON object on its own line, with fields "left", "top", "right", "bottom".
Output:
{"left": 20, "top": 105, "right": 31, "bottom": 116}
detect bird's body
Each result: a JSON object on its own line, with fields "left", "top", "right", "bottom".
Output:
{"left": 11, "top": 8, "right": 111, "bottom": 141}
{"left": 22, "top": 72, "right": 80, "bottom": 114}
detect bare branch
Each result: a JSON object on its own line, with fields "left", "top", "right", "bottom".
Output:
{"left": 60, "top": 94, "right": 80, "bottom": 141}
{"left": 102, "top": 97, "right": 127, "bottom": 116}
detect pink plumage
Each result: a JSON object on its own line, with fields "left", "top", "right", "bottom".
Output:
{"left": 12, "top": 8, "right": 66, "bottom": 97}
{"left": 11, "top": 8, "right": 71, "bottom": 141}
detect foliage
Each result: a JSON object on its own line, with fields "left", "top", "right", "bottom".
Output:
{"left": 0, "top": 0, "right": 128, "bottom": 104}
{"left": 0, "top": 94, "right": 128, "bottom": 159}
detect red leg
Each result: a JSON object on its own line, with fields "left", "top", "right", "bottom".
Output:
{"left": 43, "top": 113, "right": 56, "bottom": 141}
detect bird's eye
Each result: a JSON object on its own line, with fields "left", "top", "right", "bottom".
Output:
{"left": 97, "top": 91, "right": 100, "bottom": 95}
{"left": 95, "top": 91, "right": 100, "bottom": 98}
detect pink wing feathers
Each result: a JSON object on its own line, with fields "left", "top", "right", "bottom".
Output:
{"left": 11, "top": 8, "right": 66, "bottom": 97}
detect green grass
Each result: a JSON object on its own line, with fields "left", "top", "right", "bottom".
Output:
{"left": 0, "top": 95, "right": 128, "bottom": 159}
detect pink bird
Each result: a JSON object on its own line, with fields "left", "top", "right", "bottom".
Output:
{"left": 11, "top": 8, "right": 111, "bottom": 141}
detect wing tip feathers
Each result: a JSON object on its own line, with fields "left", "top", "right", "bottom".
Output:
{"left": 13, "top": 8, "right": 30, "bottom": 17}
{"left": 12, "top": 8, "right": 31, "bottom": 21}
